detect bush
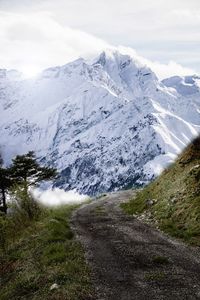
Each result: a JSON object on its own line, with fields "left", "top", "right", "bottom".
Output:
{"left": 11, "top": 184, "right": 43, "bottom": 222}
{"left": 0, "top": 184, "right": 44, "bottom": 254}
{"left": 0, "top": 213, "right": 9, "bottom": 252}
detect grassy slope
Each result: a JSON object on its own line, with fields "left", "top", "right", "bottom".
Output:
{"left": 122, "top": 137, "right": 200, "bottom": 246}
{"left": 0, "top": 205, "right": 94, "bottom": 300}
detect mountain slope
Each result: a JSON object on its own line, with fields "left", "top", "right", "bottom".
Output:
{"left": 0, "top": 49, "right": 200, "bottom": 195}
{"left": 122, "top": 136, "right": 200, "bottom": 245}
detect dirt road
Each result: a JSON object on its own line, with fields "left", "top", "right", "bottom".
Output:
{"left": 71, "top": 190, "right": 200, "bottom": 300}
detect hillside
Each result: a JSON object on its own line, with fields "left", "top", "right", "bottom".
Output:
{"left": 122, "top": 136, "right": 200, "bottom": 245}
{"left": 0, "top": 49, "right": 200, "bottom": 195}
{"left": 0, "top": 204, "right": 94, "bottom": 299}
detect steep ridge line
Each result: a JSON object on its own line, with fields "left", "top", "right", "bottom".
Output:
{"left": 1, "top": 49, "right": 200, "bottom": 195}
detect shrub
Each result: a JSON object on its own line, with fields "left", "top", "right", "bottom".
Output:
{"left": 11, "top": 184, "right": 43, "bottom": 223}
{"left": 0, "top": 213, "right": 9, "bottom": 252}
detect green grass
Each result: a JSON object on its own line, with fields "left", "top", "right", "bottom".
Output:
{"left": 144, "top": 271, "right": 165, "bottom": 281}
{"left": 0, "top": 205, "right": 94, "bottom": 300}
{"left": 121, "top": 137, "right": 200, "bottom": 246}
{"left": 152, "top": 256, "right": 169, "bottom": 265}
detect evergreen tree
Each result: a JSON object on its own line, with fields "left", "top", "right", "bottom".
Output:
{"left": 0, "top": 168, "right": 12, "bottom": 214}
{"left": 0, "top": 154, "right": 12, "bottom": 214}
{"left": 10, "top": 151, "right": 57, "bottom": 192}
{"left": 0, "top": 151, "right": 57, "bottom": 214}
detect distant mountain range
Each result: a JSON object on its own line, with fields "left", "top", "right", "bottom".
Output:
{"left": 0, "top": 49, "right": 200, "bottom": 195}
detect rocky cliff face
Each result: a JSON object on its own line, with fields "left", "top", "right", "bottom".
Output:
{"left": 0, "top": 49, "right": 200, "bottom": 195}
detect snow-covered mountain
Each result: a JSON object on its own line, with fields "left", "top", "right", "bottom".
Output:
{"left": 0, "top": 49, "right": 200, "bottom": 195}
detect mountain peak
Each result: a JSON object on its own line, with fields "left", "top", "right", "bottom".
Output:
{"left": 0, "top": 50, "right": 199, "bottom": 195}
{"left": 94, "top": 48, "right": 144, "bottom": 70}
{"left": 162, "top": 75, "right": 200, "bottom": 96}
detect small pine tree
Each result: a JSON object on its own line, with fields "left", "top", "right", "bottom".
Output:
{"left": 0, "top": 168, "right": 12, "bottom": 214}
{"left": 0, "top": 151, "right": 57, "bottom": 214}
{"left": 10, "top": 151, "right": 57, "bottom": 192}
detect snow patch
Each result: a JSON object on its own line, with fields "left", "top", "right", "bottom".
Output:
{"left": 0, "top": 48, "right": 200, "bottom": 195}
{"left": 143, "top": 153, "right": 176, "bottom": 178}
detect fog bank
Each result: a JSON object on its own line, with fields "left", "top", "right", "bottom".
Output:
{"left": 31, "top": 188, "right": 88, "bottom": 207}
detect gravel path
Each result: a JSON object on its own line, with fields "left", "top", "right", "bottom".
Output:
{"left": 71, "top": 190, "right": 200, "bottom": 300}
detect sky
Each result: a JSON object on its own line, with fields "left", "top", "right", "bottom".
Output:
{"left": 0, "top": 0, "right": 199, "bottom": 79}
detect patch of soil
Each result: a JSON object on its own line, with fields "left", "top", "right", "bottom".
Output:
{"left": 72, "top": 190, "right": 200, "bottom": 300}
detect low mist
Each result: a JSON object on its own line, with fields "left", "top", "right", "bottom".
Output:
{"left": 31, "top": 187, "right": 88, "bottom": 207}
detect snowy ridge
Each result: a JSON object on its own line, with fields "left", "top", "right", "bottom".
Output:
{"left": 0, "top": 49, "right": 200, "bottom": 195}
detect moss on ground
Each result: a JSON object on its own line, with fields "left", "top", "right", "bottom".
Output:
{"left": 121, "top": 136, "right": 200, "bottom": 246}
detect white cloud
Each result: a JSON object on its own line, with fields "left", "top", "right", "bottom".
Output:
{"left": 148, "top": 61, "right": 196, "bottom": 80}
{"left": 117, "top": 46, "right": 196, "bottom": 79}
{"left": 0, "top": 9, "right": 198, "bottom": 79}
{"left": 31, "top": 187, "right": 88, "bottom": 207}
{"left": 0, "top": 11, "right": 108, "bottom": 75}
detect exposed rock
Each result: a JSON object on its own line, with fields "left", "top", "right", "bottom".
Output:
{"left": 0, "top": 49, "right": 200, "bottom": 195}
{"left": 50, "top": 283, "right": 59, "bottom": 291}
